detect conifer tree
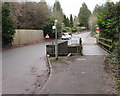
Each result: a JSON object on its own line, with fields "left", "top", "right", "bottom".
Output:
{"left": 2, "top": 2, "right": 15, "bottom": 47}
{"left": 70, "top": 14, "right": 73, "bottom": 28}
{"left": 78, "top": 3, "right": 91, "bottom": 28}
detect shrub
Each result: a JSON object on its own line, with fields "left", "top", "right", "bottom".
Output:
{"left": 77, "top": 27, "right": 82, "bottom": 32}
{"left": 42, "top": 17, "right": 55, "bottom": 38}
{"left": 2, "top": 2, "right": 15, "bottom": 47}
{"left": 65, "top": 27, "right": 72, "bottom": 32}
{"left": 72, "top": 27, "right": 77, "bottom": 32}
{"left": 42, "top": 17, "right": 62, "bottom": 38}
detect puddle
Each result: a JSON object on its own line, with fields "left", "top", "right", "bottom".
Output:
{"left": 82, "top": 72, "right": 86, "bottom": 74}
{"left": 76, "top": 58, "right": 86, "bottom": 61}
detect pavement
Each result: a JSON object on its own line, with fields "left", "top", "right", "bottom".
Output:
{"left": 40, "top": 56, "right": 107, "bottom": 94}
{"left": 40, "top": 32, "right": 110, "bottom": 94}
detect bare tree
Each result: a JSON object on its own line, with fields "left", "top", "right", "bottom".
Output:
{"left": 10, "top": 1, "right": 50, "bottom": 29}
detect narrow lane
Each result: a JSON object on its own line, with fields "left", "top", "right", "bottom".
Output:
{"left": 40, "top": 31, "right": 109, "bottom": 94}
{"left": 2, "top": 42, "right": 50, "bottom": 94}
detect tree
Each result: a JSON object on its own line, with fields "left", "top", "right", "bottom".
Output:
{"left": 42, "top": 17, "right": 62, "bottom": 38}
{"left": 10, "top": 1, "right": 50, "bottom": 29}
{"left": 88, "top": 14, "right": 97, "bottom": 35}
{"left": 88, "top": 4, "right": 104, "bottom": 35}
{"left": 42, "top": 17, "right": 55, "bottom": 38}
{"left": 70, "top": 14, "right": 73, "bottom": 28}
{"left": 63, "top": 15, "right": 70, "bottom": 27}
{"left": 66, "top": 17, "right": 70, "bottom": 27}
{"left": 53, "top": 1, "right": 64, "bottom": 24}
{"left": 97, "top": 2, "right": 120, "bottom": 90}
{"left": 74, "top": 16, "right": 79, "bottom": 27}
{"left": 93, "top": 4, "right": 104, "bottom": 15}
{"left": 0, "top": 2, "right": 2, "bottom": 43}
{"left": 63, "top": 15, "right": 67, "bottom": 26}
{"left": 97, "top": 2, "right": 119, "bottom": 39}
{"left": 78, "top": 3, "right": 91, "bottom": 28}
{"left": 97, "top": 1, "right": 120, "bottom": 59}
{"left": 52, "top": 1, "right": 64, "bottom": 36}
{"left": 2, "top": 2, "right": 15, "bottom": 47}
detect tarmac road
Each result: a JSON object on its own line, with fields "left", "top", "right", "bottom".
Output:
{"left": 2, "top": 41, "right": 51, "bottom": 94}
{"left": 40, "top": 31, "right": 109, "bottom": 94}
{"left": 2, "top": 31, "right": 109, "bottom": 94}
{"left": 0, "top": 52, "right": 2, "bottom": 95}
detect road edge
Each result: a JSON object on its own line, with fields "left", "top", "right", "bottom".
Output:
{"left": 39, "top": 56, "right": 53, "bottom": 94}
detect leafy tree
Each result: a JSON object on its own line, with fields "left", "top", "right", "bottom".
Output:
{"left": 53, "top": 1, "right": 64, "bottom": 24}
{"left": 70, "top": 14, "right": 73, "bottom": 28}
{"left": 78, "top": 2, "right": 91, "bottom": 28}
{"left": 97, "top": 2, "right": 119, "bottom": 39}
{"left": 42, "top": 17, "right": 55, "bottom": 38}
{"left": 42, "top": 17, "right": 62, "bottom": 38}
{"left": 0, "top": 2, "right": 2, "bottom": 43}
{"left": 74, "top": 16, "right": 79, "bottom": 27}
{"left": 63, "top": 15, "right": 67, "bottom": 27}
{"left": 52, "top": 1, "right": 64, "bottom": 36}
{"left": 66, "top": 17, "right": 70, "bottom": 27}
{"left": 88, "top": 4, "right": 104, "bottom": 35}
{"left": 97, "top": 2, "right": 120, "bottom": 90}
{"left": 2, "top": 2, "right": 15, "bottom": 47}
{"left": 63, "top": 15, "right": 70, "bottom": 27}
{"left": 65, "top": 27, "right": 72, "bottom": 32}
{"left": 88, "top": 14, "right": 97, "bottom": 35}
{"left": 97, "top": 2, "right": 120, "bottom": 64}
{"left": 93, "top": 4, "right": 104, "bottom": 15}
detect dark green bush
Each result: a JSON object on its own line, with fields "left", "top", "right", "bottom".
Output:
{"left": 42, "top": 17, "right": 55, "bottom": 38}
{"left": 2, "top": 2, "right": 15, "bottom": 47}
{"left": 42, "top": 17, "right": 62, "bottom": 39}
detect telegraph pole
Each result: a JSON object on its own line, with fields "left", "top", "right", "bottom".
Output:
{"left": 55, "top": 0, "right": 58, "bottom": 60}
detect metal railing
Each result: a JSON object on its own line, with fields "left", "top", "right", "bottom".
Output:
{"left": 68, "top": 40, "right": 79, "bottom": 45}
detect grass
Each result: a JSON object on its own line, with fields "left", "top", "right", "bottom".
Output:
{"left": 105, "top": 55, "right": 120, "bottom": 94}
{"left": 49, "top": 56, "right": 66, "bottom": 64}
{"left": 93, "top": 34, "right": 99, "bottom": 38}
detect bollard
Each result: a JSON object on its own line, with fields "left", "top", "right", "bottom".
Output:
{"left": 79, "top": 38, "right": 83, "bottom": 55}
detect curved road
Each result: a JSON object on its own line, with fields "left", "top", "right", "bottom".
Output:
{"left": 2, "top": 31, "right": 109, "bottom": 94}
{"left": 2, "top": 42, "right": 51, "bottom": 94}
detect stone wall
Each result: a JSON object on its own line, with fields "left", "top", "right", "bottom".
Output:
{"left": 46, "top": 38, "right": 83, "bottom": 56}
{"left": 46, "top": 41, "right": 68, "bottom": 56}
{"left": 68, "top": 45, "right": 80, "bottom": 54}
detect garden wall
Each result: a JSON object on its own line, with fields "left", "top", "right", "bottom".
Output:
{"left": 12, "top": 29, "right": 44, "bottom": 46}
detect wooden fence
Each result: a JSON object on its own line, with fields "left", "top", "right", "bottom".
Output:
{"left": 98, "top": 37, "right": 113, "bottom": 53}
{"left": 12, "top": 29, "right": 44, "bottom": 46}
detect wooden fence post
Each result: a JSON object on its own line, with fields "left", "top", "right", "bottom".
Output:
{"left": 79, "top": 38, "right": 83, "bottom": 55}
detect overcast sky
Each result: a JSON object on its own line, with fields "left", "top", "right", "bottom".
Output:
{"left": 43, "top": 0, "right": 119, "bottom": 17}
{"left": 44, "top": 0, "right": 106, "bottom": 17}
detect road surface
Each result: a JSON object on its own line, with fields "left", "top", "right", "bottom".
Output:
{"left": 2, "top": 42, "right": 51, "bottom": 94}
{"left": 0, "top": 52, "right": 2, "bottom": 95}
{"left": 40, "top": 31, "right": 109, "bottom": 94}
{"left": 2, "top": 31, "right": 109, "bottom": 94}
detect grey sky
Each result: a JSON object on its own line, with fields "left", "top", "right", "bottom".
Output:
{"left": 39, "top": 0, "right": 119, "bottom": 17}
{"left": 3, "top": 0, "right": 119, "bottom": 17}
